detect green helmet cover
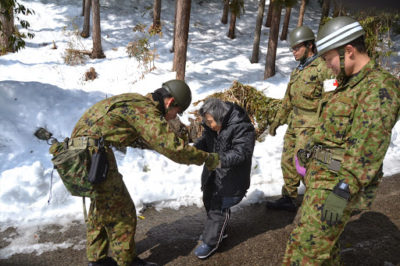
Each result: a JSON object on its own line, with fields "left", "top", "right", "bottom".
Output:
{"left": 316, "top": 16, "right": 365, "bottom": 55}
{"left": 162, "top": 79, "right": 192, "bottom": 112}
{"left": 288, "top": 26, "right": 315, "bottom": 48}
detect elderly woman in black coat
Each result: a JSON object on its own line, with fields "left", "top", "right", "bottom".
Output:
{"left": 193, "top": 98, "right": 256, "bottom": 259}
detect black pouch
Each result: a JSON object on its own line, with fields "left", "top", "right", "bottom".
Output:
{"left": 88, "top": 137, "right": 109, "bottom": 184}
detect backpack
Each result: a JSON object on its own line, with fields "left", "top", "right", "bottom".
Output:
{"left": 49, "top": 137, "right": 108, "bottom": 198}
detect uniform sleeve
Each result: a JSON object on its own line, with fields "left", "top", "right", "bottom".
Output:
{"left": 126, "top": 107, "right": 209, "bottom": 166}
{"left": 275, "top": 81, "right": 293, "bottom": 125}
{"left": 219, "top": 123, "right": 255, "bottom": 168}
{"left": 339, "top": 76, "right": 400, "bottom": 195}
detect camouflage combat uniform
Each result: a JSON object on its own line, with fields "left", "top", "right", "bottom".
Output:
{"left": 283, "top": 60, "right": 400, "bottom": 265}
{"left": 275, "top": 56, "right": 332, "bottom": 199}
{"left": 71, "top": 93, "right": 210, "bottom": 265}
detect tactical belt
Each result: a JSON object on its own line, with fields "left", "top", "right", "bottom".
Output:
{"left": 293, "top": 106, "right": 316, "bottom": 116}
{"left": 312, "top": 145, "right": 344, "bottom": 172}
{"left": 68, "top": 136, "right": 107, "bottom": 149}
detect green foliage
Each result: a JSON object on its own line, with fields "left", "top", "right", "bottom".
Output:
{"left": 0, "top": 0, "right": 35, "bottom": 53}
{"left": 229, "top": 0, "right": 244, "bottom": 18}
{"left": 126, "top": 23, "right": 162, "bottom": 82}
{"left": 354, "top": 12, "right": 400, "bottom": 71}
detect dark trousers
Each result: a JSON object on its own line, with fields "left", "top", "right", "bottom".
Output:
{"left": 202, "top": 183, "right": 243, "bottom": 247}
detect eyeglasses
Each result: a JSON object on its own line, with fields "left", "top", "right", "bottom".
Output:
{"left": 290, "top": 44, "right": 304, "bottom": 52}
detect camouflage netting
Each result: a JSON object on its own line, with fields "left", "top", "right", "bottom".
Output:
{"left": 168, "top": 80, "right": 282, "bottom": 142}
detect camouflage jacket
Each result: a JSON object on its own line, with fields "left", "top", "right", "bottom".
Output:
{"left": 275, "top": 56, "right": 333, "bottom": 128}
{"left": 310, "top": 60, "right": 400, "bottom": 194}
{"left": 71, "top": 93, "right": 209, "bottom": 165}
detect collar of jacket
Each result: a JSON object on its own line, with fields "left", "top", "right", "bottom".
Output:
{"left": 297, "top": 54, "right": 318, "bottom": 70}
{"left": 346, "top": 59, "right": 375, "bottom": 89}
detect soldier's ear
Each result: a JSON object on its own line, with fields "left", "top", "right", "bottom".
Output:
{"left": 164, "top": 97, "right": 175, "bottom": 108}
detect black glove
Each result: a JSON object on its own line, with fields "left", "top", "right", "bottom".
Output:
{"left": 321, "top": 180, "right": 351, "bottom": 226}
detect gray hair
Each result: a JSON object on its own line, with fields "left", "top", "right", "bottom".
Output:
{"left": 199, "top": 98, "right": 230, "bottom": 126}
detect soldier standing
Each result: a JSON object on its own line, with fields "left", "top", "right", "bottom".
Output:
{"left": 66, "top": 80, "right": 219, "bottom": 266}
{"left": 283, "top": 16, "right": 400, "bottom": 265}
{"left": 267, "top": 26, "right": 333, "bottom": 212}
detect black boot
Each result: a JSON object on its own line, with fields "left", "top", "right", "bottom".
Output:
{"left": 266, "top": 196, "right": 297, "bottom": 212}
{"left": 130, "top": 257, "right": 158, "bottom": 266}
{"left": 88, "top": 257, "right": 118, "bottom": 266}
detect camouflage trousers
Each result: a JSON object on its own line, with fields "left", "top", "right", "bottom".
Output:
{"left": 281, "top": 127, "right": 315, "bottom": 198}
{"left": 86, "top": 149, "right": 137, "bottom": 266}
{"left": 282, "top": 158, "right": 382, "bottom": 265}
{"left": 282, "top": 187, "right": 351, "bottom": 265}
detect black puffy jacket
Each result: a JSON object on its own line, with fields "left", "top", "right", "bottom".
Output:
{"left": 194, "top": 102, "right": 256, "bottom": 197}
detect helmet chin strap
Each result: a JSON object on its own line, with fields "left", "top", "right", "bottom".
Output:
{"left": 299, "top": 46, "right": 309, "bottom": 63}
{"left": 336, "top": 47, "right": 348, "bottom": 84}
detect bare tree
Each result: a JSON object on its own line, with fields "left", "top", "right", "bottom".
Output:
{"left": 91, "top": 0, "right": 105, "bottom": 58}
{"left": 221, "top": 0, "right": 229, "bottom": 24}
{"left": 297, "top": 0, "right": 306, "bottom": 26}
{"left": 153, "top": 0, "right": 161, "bottom": 29}
{"left": 170, "top": 0, "right": 178, "bottom": 53}
{"left": 227, "top": 0, "right": 244, "bottom": 39}
{"left": 173, "top": 0, "right": 191, "bottom": 80}
{"left": 81, "top": 0, "right": 85, "bottom": 16}
{"left": 251, "top": 0, "right": 266, "bottom": 63}
{"left": 264, "top": 0, "right": 282, "bottom": 79}
{"left": 227, "top": 11, "right": 237, "bottom": 39}
{"left": 319, "top": 0, "right": 330, "bottom": 28}
{"left": 265, "top": 0, "right": 274, "bottom": 27}
{"left": 333, "top": 0, "right": 344, "bottom": 17}
{"left": 0, "top": 4, "right": 14, "bottom": 53}
{"left": 280, "top": 6, "right": 291, "bottom": 40}
{"left": 81, "top": 0, "right": 91, "bottom": 38}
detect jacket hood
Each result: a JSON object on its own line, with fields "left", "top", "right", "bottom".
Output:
{"left": 221, "top": 102, "right": 252, "bottom": 129}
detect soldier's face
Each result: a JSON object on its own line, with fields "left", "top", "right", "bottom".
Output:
{"left": 204, "top": 113, "right": 221, "bottom": 133}
{"left": 322, "top": 49, "right": 340, "bottom": 75}
{"left": 291, "top": 43, "right": 306, "bottom": 61}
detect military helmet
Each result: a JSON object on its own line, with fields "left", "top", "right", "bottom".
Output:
{"left": 162, "top": 79, "right": 192, "bottom": 112}
{"left": 316, "top": 16, "right": 365, "bottom": 55}
{"left": 288, "top": 26, "right": 315, "bottom": 48}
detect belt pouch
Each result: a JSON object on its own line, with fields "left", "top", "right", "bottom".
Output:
{"left": 88, "top": 138, "right": 109, "bottom": 184}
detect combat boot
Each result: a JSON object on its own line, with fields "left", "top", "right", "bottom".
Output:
{"left": 130, "top": 257, "right": 158, "bottom": 266}
{"left": 266, "top": 196, "right": 297, "bottom": 212}
{"left": 88, "top": 257, "right": 117, "bottom": 266}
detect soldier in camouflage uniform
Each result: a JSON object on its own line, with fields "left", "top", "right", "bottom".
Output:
{"left": 266, "top": 26, "right": 333, "bottom": 212}
{"left": 283, "top": 16, "right": 400, "bottom": 265}
{"left": 69, "top": 80, "right": 220, "bottom": 266}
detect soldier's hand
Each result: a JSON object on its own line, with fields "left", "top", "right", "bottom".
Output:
{"left": 321, "top": 181, "right": 350, "bottom": 226}
{"left": 205, "top": 153, "right": 220, "bottom": 171}
{"left": 268, "top": 122, "right": 279, "bottom": 136}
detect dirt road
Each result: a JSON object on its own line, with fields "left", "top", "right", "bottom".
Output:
{"left": 1, "top": 174, "right": 399, "bottom": 266}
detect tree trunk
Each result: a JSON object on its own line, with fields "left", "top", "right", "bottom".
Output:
{"left": 265, "top": 0, "right": 274, "bottom": 27}
{"left": 227, "top": 11, "right": 237, "bottom": 39}
{"left": 153, "top": 0, "right": 161, "bottom": 29}
{"left": 264, "top": 1, "right": 282, "bottom": 79}
{"left": 221, "top": 0, "right": 229, "bottom": 24}
{"left": 250, "top": 0, "right": 266, "bottom": 63}
{"left": 280, "top": 7, "right": 291, "bottom": 41}
{"left": 81, "top": 0, "right": 91, "bottom": 38}
{"left": 82, "top": 0, "right": 85, "bottom": 16}
{"left": 297, "top": 0, "right": 306, "bottom": 26}
{"left": 91, "top": 0, "right": 105, "bottom": 58}
{"left": 170, "top": 0, "right": 178, "bottom": 53}
{"left": 319, "top": 0, "right": 330, "bottom": 28}
{"left": 333, "top": 0, "right": 344, "bottom": 17}
{"left": 173, "top": 0, "right": 191, "bottom": 80}
{"left": 0, "top": 5, "right": 14, "bottom": 53}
